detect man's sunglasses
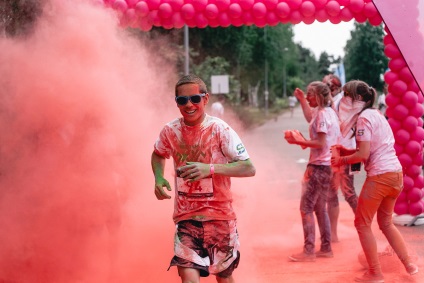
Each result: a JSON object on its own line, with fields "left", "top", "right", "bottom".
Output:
{"left": 175, "top": 93, "right": 206, "bottom": 106}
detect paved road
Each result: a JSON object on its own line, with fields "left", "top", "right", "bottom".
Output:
{"left": 222, "top": 105, "right": 424, "bottom": 283}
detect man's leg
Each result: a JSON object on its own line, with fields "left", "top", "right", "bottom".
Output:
{"left": 328, "top": 172, "right": 340, "bottom": 242}
{"left": 216, "top": 275, "right": 235, "bottom": 283}
{"left": 178, "top": 267, "right": 200, "bottom": 283}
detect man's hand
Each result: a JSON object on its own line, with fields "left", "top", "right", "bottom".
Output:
{"left": 154, "top": 177, "right": 172, "bottom": 200}
{"left": 177, "top": 162, "right": 211, "bottom": 181}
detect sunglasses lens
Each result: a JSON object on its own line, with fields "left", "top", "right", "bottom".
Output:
{"left": 176, "top": 96, "right": 188, "bottom": 105}
{"left": 190, "top": 95, "right": 202, "bottom": 104}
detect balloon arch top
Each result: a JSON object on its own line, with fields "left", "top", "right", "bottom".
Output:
{"left": 106, "top": 0, "right": 424, "bottom": 218}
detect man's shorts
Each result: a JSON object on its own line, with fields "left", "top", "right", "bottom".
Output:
{"left": 169, "top": 219, "right": 240, "bottom": 278}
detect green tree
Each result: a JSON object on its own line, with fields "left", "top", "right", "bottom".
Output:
{"left": 344, "top": 22, "right": 387, "bottom": 90}
{"left": 0, "top": 0, "right": 42, "bottom": 37}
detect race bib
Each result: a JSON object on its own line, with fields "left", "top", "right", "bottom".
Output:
{"left": 176, "top": 177, "right": 214, "bottom": 198}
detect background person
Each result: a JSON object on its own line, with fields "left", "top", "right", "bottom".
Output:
{"left": 151, "top": 74, "right": 256, "bottom": 283}
{"left": 285, "top": 81, "right": 340, "bottom": 262}
{"left": 211, "top": 94, "right": 225, "bottom": 119}
{"left": 331, "top": 80, "right": 418, "bottom": 282}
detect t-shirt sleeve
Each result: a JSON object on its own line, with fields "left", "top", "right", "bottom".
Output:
{"left": 356, "top": 116, "right": 372, "bottom": 142}
{"left": 315, "top": 110, "right": 328, "bottom": 134}
{"left": 153, "top": 127, "right": 172, "bottom": 159}
{"left": 220, "top": 125, "right": 250, "bottom": 162}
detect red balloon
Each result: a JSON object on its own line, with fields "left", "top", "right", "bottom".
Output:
{"left": 394, "top": 143, "right": 404, "bottom": 156}
{"left": 405, "top": 140, "right": 421, "bottom": 156}
{"left": 311, "top": 0, "right": 327, "bottom": 9}
{"left": 276, "top": 2, "right": 290, "bottom": 18}
{"left": 398, "top": 153, "right": 413, "bottom": 168}
{"left": 172, "top": 12, "right": 185, "bottom": 28}
{"left": 349, "top": 0, "right": 364, "bottom": 13}
{"left": 407, "top": 187, "right": 423, "bottom": 202}
{"left": 363, "top": 2, "right": 378, "bottom": 18}
{"left": 338, "top": 0, "right": 350, "bottom": 5}
{"left": 218, "top": 11, "right": 230, "bottom": 26}
{"left": 254, "top": 17, "right": 267, "bottom": 27}
{"left": 395, "top": 129, "right": 410, "bottom": 145}
{"left": 385, "top": 106, "right": 394, "bottom": 119}
{"left": 215, "top": 0, "right": 231, "bottom": 11}
{"left": 402, "top": 116, "right": 419, "bottom": 132}
{"left": 398, "top": 67, "right": 414, "bottom": 83}
{"left": 158, "top": 3, "right": 173, "bottom": 19}
{"left": 340, "top": 7, "right": 353, "bottom": 22}
{"left": 410, "top": 127, "right": 424, "bottom": 142}
{"left": 409, "top": 200, "right": 424, "bottom": 216}
{"left": 301, "top": 1, "right": 316, "bottom": 17}
{"left": 228, "top": 3, "right": 242, "bottom": 18}
{"left": 409, "top": 103, "right": 424, "bottom": 118}
{"left": 168, "top": 0, "right": 184, "bottom": 11}
{"left": 385, "top": 93, "right": 401, "bottom": 108}
{"left": 384, "top": 71, "right": 398, "bottom": 85}
{"left": 384, "top": 34, "right": 395, "bottom": 45}
{"left": 353, "top": 12, "right": 367, "bottom": 23}
{"left": 326, "top": 1, "right": 340, "bottom": 17}
{"left": 418, "top": 92, "right": 424, "bottom": 104}
{"left": 286, "top": 0, "right": 302, "bottom": 10}
{"left": 402, "top": 91, "right": 419, "bottom": 109}
{"left": 384, "top": 44, "right": 400, "bottom": 59}
{"left": 413, "top": 153, "right": 423, "bottom": 166}
{"left": 408, "top": 80, "right": 420, "bottom": 93}
{"left": 239, "top": 0, "right": 254, "bottom": 10}
{"left": 394, "top": 201, "right": 409, "bottom": 215}
{"left": 397, "top": 191, "right": 407, "bottom": 202}
{"left": 390, "top": 80, "right": 408, "bottom": 97}
{"left": 208, "top": 18, "right": 220, "bottom": 27}
{"left": 146, "top": 0, "right": 160, "bottom": 10}
{"left": 135, "top": 1, "right": 149, "bottom": 17}
{"left": 181, "top": 4, "right": 195, "bottom": 19}
{"left": 303, "top": 16, "right": 315, "bottom": 24}
{"left": 403, "top": 175, "right": 415, "bottom": 191}
{"left": 263, "top": 0, "right": 278, "bottom": 10}
{"left": 266, "top": 12, "right": 279, "bottom": 26}
{"left": 193, "top": 0, "right": 208, "bottom": 11}
{"left": 389, "top": 58, "right": 406, "bottom": 72}
{"left": 414, "top": 175, "right": 424, "bottom": 189}
{"left": 388, "top": 117, "right": 402, "bottom": 132}
{"left": 195, "top": 13, "right": 208, "bottom": 28}
{"left": 393, "top": 104, "right": 409, "bottom": 120}
{"left": 205, "top": 4, "right": 219, "bottom": 19}
{"left": 315, "top": 8, "right": 328, "bottom": 23}
{"left": 406, "top": 165, "right": 422, "bottom": 178}
{"left": 329, "top": 15, "right": 342, "bottom": 24}
{"left": 289, "top": 10, "right": 302, "bottom": 24}
{"left": 252, "top": 2, "right": 267, "bottom": 18}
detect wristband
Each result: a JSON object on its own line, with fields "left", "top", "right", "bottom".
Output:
{"left": 210, "top": 164, "right": 214, "bottom": 176}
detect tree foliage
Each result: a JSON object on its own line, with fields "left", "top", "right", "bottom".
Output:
{"left": 0, "top": 0, "right": 42, "bottom": 37}
{"left": 344, "top": 22, "right": 387, "bottom": 90}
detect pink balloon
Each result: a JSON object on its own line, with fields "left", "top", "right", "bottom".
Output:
{"left": 263, "top": 0, "right": 278, "bottom": 10}
{"left": 406, "top": 165, "right": 422, "bottom": 178}
{"left": 218, "top": 12, "right": 231, "bottom": 27}
{"left": 252, "top": 2, "right": 267, "bottom": 18}
{"left": 397, "top": 191, "right": 407, "bottom": 202}
{"left": 172, "top": 12, "right": 185, "bottom": 28}
{"left": 215, "top": 0, "right": 231, "bottom": 11}
{"left": 290, "top": 10, "right": 302, "bottom": 24}
{"left": 162, "top": 17, "right": 174, "bottom": 29}
{"left": 158, "top": 3, "right": 173, "bottom": 19}
{"left": 205, "top": 4, "right": 219, "bottom": 19}
{"left": 393, "top": 104, "right": 409, "bottom": 120}
{"left": 405, "top": 140, "right": 421, "bottom": 156}
{"left": 404, "top": 175, "right": 415, "bottom": 191}
{"left": 231, "top": 16, "right": 244, "bottom": 27}
{"left": 276, "top": 2, "right": 290, "bottom": 18}
{"left": 388, "top": 117, "right": 402, "bottom": 132}
{"left": 326, "top": 1, "right": 340, "bottom": 17}
{"left": 413, "top": 152, "right": 423, "bottom": 166}
{"left": 242, "top": 11, "right": 254, "bottom": 25}
{"left": 398, "top": 67, "right": 414, "bottom": 83}
{"left": 340, "top": 7, "right": 353, "bottom": 22}
{"left": 394, "top": 143, "right": 404, "bottom": 156}
{"left": 390, "top": 80, "right": 408, "bottom": 97}
{"left": 385, "top": 93, "right": 401, "bottom": 108}
{"left": 135, "top": 1, "right": 149, "bottom": 17}
{"left": 228, "top": 3, "right": 242, "bottom": 18}
{"left": 138, "top": 17, "right": 152, "bottom": 31}
{"left": 301, "top": 1, "right": 316, "bottom": 17}
{"left": 418, "top": 117, "right": 424, "bottom": 127}
{"left": 338, "top": 0, "right": 350, "bottom": 5}
{"left": 208, "top": 18, "right": 220, "bottom": 27}
{"left": 395, "top": 129, "right": 410, "bottom": 145}
{"left": 368, "top": 14, "right": 382, "bottom": 26}
{"left": 388, "top": 58, "right": 406, "bottom": 72}
{"left": 394, "top": 201, "right": 409, "bottom": 215}
{"left": 329, "top": 15, "right": 341, "bottom": 24}
{"left": 384, "top": 44, "right": 400, "bottom": 59}
{"left": 148, "top": 10, "right": 161, "bottom": 26}
{"left": 409, "top": 200, "right": 424, "bottom": 216}
{"left": 315, "top": 8, "right": 329, "bottom": 23}
{"left": 409, "top": 103, "right": 424, "bottom": 118}
{"left": 407, "top": 188, "right": 423, "bottom": 202}
{"left": 239, "top": 0, "right": 254, "bottom": 10}
{"left": 254, "top": 17, "right": 267, "bottom": 27}
{"left": 363, "top": 1, "right": 378, "bottom": 18}
{"left": 146, "top": 0, "right": 160, "bottom": 10}
{"left": 349, "top": 0, "right": 364, "bottom": 13}
{"left": 402, "top": 116, "right": 419, "bottom": 132}
{"left": 384, "top": 71, "right": 398, "bottom": 85}
{"left": 168, "top": 0, "right": 184, "bottom": 11}
{"left": 384, "top": 34, "right": 395, "bottom": 45}
{"left": 410, "top": 127, "right": 424, "bottom": 142}
{"left": 286, "top": 0, "right": 302, "bottom": 10}
{"left": 418, "top": 93, "right": 424, "bottom": 104}
{"left": 113, "top": 0, "right": 128, "bottom": 12}
{"left": 414, "top": 175, "right": 424, "bottom": 189}
{"left": 402, "top": 91, "right": 419, "bottom": 109}
{"left": 192, "top": 0, "right": 208, "bottom": 11}
{"left": 181, "top": 4, "right": 195, "bottom": 19}
{"left": 385, "top": 106, "right": 394, "bottom": 119}
{"left": 408, "top": 80, "right": 420, "bottom": 93}
{"left": 266, "top": 12, "right": 279, "bottom": 26}
{"left": 194, "top": 14, "right": 208, "bottom": 28}
{"left": 125, "top": 0, "right": 138, "bottom": 8}
{"left": 398, "top": 153, "right": 413, "bottom": 168}
{"left": 353, "top": 12, "right": 367, "bottom": 23}
{"left": 311, "top": 0, "right": 327, "bottom": 9}
{"left": 303, "top": 16, "right": 315, "bottom": 25}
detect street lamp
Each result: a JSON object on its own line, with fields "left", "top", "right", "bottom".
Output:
{"left": 282, "top": 47, "right": 288, "bottom": 98}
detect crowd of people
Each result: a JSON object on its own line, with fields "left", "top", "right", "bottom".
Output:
{"left": 151, "top": 74, "right": 418, "bottom": 283}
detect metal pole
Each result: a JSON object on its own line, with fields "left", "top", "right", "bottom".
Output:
{"left": 264, "top": 27, "right": 269, "bottom": 116}
{"left": 283, "top": 47, "right": 288, "bottom": 98}
{"left": 184, "top": 25, "right": 189, "bottom": 75}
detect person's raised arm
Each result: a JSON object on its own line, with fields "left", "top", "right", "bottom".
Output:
{"left": 151, "top": 151, "right": 172, "bottom": 200}
{"left": 286, "top": 132, "right": 326, "bottom": 149}
{"left": 294, "top": 88, "right": 312, "bottom": 122}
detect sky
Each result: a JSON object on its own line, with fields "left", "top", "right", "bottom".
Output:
{"left": 293, "top": 21, "right": 355, "bottom": 59}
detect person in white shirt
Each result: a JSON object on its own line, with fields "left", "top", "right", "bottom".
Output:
{"left": 211, "top": 95, "right": 225, "bottom": 119}
{"left": 331, "top": 80, "right": 418, "bottom": 282}
{"left": 288, "top": 95, "right": 297, "bottom": 117}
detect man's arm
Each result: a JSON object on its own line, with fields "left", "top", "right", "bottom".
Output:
{"left": 151, "top": 151, "right": 172, "bottom": 200}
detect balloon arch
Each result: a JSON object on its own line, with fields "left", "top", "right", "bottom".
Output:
{"left": 105, "top": 0, "right": 424, "bottom": 217}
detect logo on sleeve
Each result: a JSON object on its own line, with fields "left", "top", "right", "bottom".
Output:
{"left": 236, "top": 143, "right": 246, "bottom": 155}
{"left": 357, "top": 129, "right": 364, "bottom": 136}
{"left": 319, "top": 122, "right": 325, "bottom": 127}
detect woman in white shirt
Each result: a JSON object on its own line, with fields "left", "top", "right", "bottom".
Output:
{"left": 331, "top": 80, "right": 418, "bottom": 282}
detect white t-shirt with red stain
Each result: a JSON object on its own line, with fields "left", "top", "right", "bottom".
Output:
{"left": 356, "top": 109, "right": 401, "bottom": 176}
{"left": 308, "top": 107, "right": 340, "bottom": 166}
{"left": 154, "top": 114, "right": 250, "bottom": 223}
